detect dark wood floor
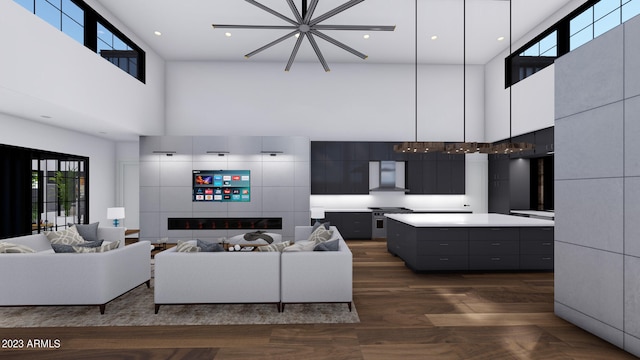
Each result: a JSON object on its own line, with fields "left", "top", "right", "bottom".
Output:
{"left": 0, "top": 240, "right": 636, "bottom": 360}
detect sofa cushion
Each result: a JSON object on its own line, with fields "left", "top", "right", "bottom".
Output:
{"left": 73, "top": 222, "right": 99, "bottom": 241}
{"left": 283, "top": 240, "right": 317, "bottom": 252}
{"left": 307, "top": 226, "right": 333, "bottom": 244}
{"left": 176, "top": 240, "right": 200, "bottom": 252}
{"left": 69, "top": 240, "right": 120, "bottom": 253}
{"left": 314, "top": 239, "right": 339, "bottom": 251}
{"left": 44, "top": 227, "right": 85, "bottom": 245}
{"left": 51, "top": 240, "right": 104, "bottom": 253}
{"left": 0, "top": 242, "right": 36, "bottom": 253}
{"left": 197, "top": 239, "right": 224, "bottom": 252}
{"left": 257, "top": 241, "right": 291, "bottom": 252}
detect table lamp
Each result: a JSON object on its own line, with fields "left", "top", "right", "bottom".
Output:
{"left": 107, "top": 207, "right": 125, "bottom": 227}
{"left": 310, "top": 207, "right": 325, "bottom": 226}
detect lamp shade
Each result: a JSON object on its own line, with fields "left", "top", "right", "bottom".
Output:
{"left": 107, "top": 207, "right": 125, "bottom": 219}
{"left": 310, "top": 207, "right": 325, "bottom": 219}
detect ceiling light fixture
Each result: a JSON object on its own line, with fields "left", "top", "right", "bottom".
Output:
{"left": 394, "top": 0, "right": 533, "bottom": 155}
{"left": 431, "top": 35, "right": 438, "bottom": 40}
{"left": 212, "top": 0, "right": 395, "bottom": 72}
{"left": 497, "top": 36, "right": 505, "bottom": 41}
{"left": 225, "top": 32, "right": 232, "bottom": 37}
{"left": 154, "top": 31, "right": 162, "bottom": 36}
{"left": 363, "top": 34, "right": 370, "bottom": 39}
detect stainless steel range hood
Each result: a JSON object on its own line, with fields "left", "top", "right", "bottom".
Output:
{"left": 369, "top": 161, "right": 409, "bottom": 192}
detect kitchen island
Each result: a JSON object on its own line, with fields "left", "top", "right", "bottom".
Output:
{"left": 386, "top": 213, "right": 554, "bottom": 272}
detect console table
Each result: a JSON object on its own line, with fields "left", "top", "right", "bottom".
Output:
{"left": 386, "top": 213, "right": 554, "bottom": 272}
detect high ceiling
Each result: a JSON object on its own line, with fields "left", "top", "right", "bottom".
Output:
{"left": 95, "top": 0, "right": 577, "bottom": 66}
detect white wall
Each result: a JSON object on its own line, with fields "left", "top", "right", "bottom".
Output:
{"left": 0, "top": 1, "right": 165, "bottom": 139}
{"left": 165, "top": 61, "right": 485, "bottom": 142}
{"left": 484, "top": 0, "right": 589, "bottom": 142}
{"left": 0, "top": 113, "right": 117, "bottom": 226}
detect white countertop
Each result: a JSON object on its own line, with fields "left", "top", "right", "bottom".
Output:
{"left": 510, "top": 210, "right": 555, "bottom": 219}
{"left": 386, "top": 213, "right": 555, "bottom": 227}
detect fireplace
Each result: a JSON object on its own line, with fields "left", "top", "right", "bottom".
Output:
{"left": 167, "top": 218, "right": 282, "bottom": 230}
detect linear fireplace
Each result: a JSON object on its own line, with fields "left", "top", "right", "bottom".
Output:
{"left": 168, "top": 218, "right": 282, "bottom": 230}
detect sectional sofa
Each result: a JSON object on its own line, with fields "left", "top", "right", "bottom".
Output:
{"left": 0, "top": 227, "right": 151, "bottom": 314}
{"left": 153, "top": 225, "right": 352, "bottom": 313}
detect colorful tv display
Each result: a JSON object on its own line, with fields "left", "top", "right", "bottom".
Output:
{"left": 193, "top": 170, "right": 251, "bottom": 202}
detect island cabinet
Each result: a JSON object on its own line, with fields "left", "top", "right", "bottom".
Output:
{"left": 387, "top": 216, "right": 554, "bottom": 272}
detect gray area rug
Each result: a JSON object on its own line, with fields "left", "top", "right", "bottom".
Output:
{"left": 0, "top": 263, "right": 359, "bottom": 327}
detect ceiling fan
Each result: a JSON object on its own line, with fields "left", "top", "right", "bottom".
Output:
{"left": 212, "top": 0, "right": 396, "bottom": 72}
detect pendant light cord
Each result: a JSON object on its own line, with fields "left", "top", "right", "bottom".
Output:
{"left": 415, "top": 0, "right": 418, "bottom": 142}
{"left": 509, "top": 0, "right": 513, "bottom": 142}
{"left": 463, "top": 0, "right": 466, "bottom": 142}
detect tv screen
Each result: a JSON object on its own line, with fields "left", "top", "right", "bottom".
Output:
{"left": 193, "top": 170, "right": 250, "bottom": 202}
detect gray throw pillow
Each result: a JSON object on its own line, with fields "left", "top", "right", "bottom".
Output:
{"left": 52, "top": 240, "right": 104, "bottom": 253}
{"left": 74, "top": 222, "right": 100, "bottom": 242}
{"left": 314, "top": 239, "right": 339, "bottom": 251}
{"left": 311, "top": 221, "right": 330, "bottom": 232}
{"left": 197, "top": 239, "right": 224, "bottom": 252}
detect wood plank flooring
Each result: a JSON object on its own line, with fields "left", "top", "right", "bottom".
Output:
{"left": 0, "top": 240, "right": 635, "bottom": 360}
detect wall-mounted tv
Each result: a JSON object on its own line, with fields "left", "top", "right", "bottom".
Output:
{"left": 193, "top": 170, "right": 250, "bottom": 202}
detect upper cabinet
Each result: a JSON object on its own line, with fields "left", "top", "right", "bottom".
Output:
{"left": 311, "top": 142, "right": 465, "bottom": 195}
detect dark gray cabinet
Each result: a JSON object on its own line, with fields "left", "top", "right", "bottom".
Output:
{"left": 488, "top": 154, "right": 510, "bottom": 214}
{"left": 324, "top": 212, "right": 372, "bottom": 240}
{"left": 387, "top": 220, "right": 554, "bottom": 272}
{"left": 311, "top": 141, "right": 465, "bottom": 195}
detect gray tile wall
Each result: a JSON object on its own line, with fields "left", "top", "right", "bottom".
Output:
{"left": 554, "top": 14, "right": 640, "bottom": 357}
{"left": 139, "top": 136, "right": 310, "bottom": 244}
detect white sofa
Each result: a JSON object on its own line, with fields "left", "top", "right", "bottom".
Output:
{"left": 154, "top": 247, "right": 281, "bottom": 313}
{"left": 0, "top": 227, "right": 151, "bottom": 314}
{"left": 280, "top": 226, "right": 353, "bottom": 311}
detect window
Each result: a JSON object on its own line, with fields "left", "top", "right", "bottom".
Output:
{"left": 507, "top": 0, "right": 640, "bottom": 87}
{"left": 13, "top": 0, "right": 145, "bottom": 82}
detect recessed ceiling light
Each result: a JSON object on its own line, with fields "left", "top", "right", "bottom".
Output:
{"left": 497, "top": 36, "right": 505, "bottom": 41}
{"left": 295, "top": 33, "right": 300, "bottom": 38}
{"left": 363, "top": 34, "right": 370, "bottom": 39}
{"left": 431, "top": 35, "right": 438, "bottom": 40}
{"left": 154, "top": 31, "right": 162, "bottom": 36}
{"left": 225, "top": 32, "right": 232, "bottom": 37}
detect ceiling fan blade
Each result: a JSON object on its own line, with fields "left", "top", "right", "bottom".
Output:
{"left": 285, "top": 33, "right": 306, "bottom": 71}
{"left": 213, "top": 24, "right": 298, "bottom": 30}
{"left": 306, "top": 33, "right": 330, "bottom": 72}
{"left": 245, "top": 0, "right": 298, "bottom": 26}
{"left": 245, "top": 30, "right": 299, "bottom": 59}
{"left": 310, "top": 0, "right": 364, "bottom": 26}
{"left": 314, "top": 25, "right": 396, "bottom": 31}
{"left": 310, "top": 30, "right": 367, "bottom": 59}
{"left": 285, "top": 0, "right": 303, "bottom": 23}
{"left": 302, "top": 0, "right": 320, "bottom": 24}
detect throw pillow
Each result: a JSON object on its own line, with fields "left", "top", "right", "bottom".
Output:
{"left": 314, "top": 239, "right": 339, "bottom": 251}
{"left": 257, "top": 241, "right": 291, "bottom": 252}
{"left": 51, "top": 240, "right": 104, "bottom": 253}
{"left": 45, "top": 226, "right": 85, "bottom": 245}
{"left": 176, "top": 240, "right": 200, "bottom": 253}
{"left": 311, "top": 221, "right": 330, "bottom": 232}
{"left": 307, "top": 226, "right": 333, "bottom": 244}
{"left": 73, "top": 222, "right": 99, "bottom": 242}
{"left": 283, "top": 240, "right": 317, "bottom": 252}
{"left": 197, "top": 239, "right": 224, "bottom": 252}
{"left": 71, "top": 240, "right": 120, "bottom": 253}
{"left": 0, "top": 242, "right": 36, "bottom": 253}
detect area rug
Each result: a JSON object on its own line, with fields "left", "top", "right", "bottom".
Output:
{"left": 0, "top": 282, "right": 358, "bottom": 328}
{"left": 0, "top": 262, "right": 359, "bottom": 328}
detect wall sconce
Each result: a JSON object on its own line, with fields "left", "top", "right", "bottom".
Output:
{"left": 206, "top": 151, "right": 229, "bottom": 157}
{"left": 261, "top": 151, "right": 283, "bottom": 156}
{"left": 152, "top": 151, "right": 176, "bottom": 157}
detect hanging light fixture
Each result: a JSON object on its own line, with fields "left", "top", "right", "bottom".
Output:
{"left": 394, "top": 0, "right": 533, "bottom": 155}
